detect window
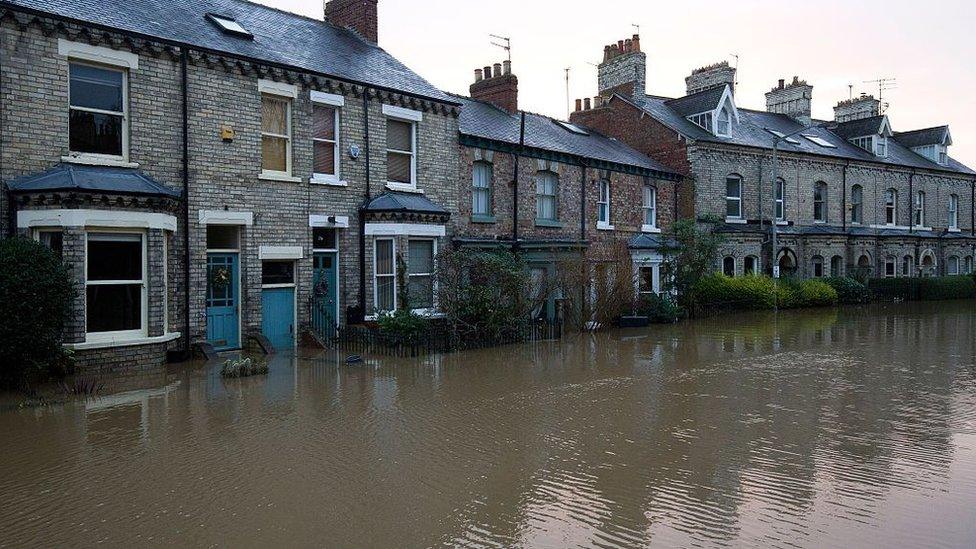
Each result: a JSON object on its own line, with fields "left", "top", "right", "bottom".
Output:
{"left": 949, "top": 194, "right": 959, "bottom": 230}
{"left": 387, "top": 118, "right": 415, "bottom": 186}
{"left": 811, "top": 256, "right": 825, "bottom": 278}
{"left": 875, "top": 137, "right": 888, "bottom": 157}
{"left": 948, "top": 256, "right": 960, "bottom": 276}
{"left": 408, "top": 240, "right": 436, "bottom": 310}
{"left": 851, "top": 185, "right": 863, "bottom": 224}
{"left": 802, "top": 134, "right": 837, "bottom": 148}
{"left": 69, "top": 63, "right": 127, "bottom": 159}
{"left": 831, "top": 256, "right": 844, "bottom": 277}
{"left": 206, "top": 226, "right": 239, "bottom": 250}
{"left": 313, "top": 227, "right": 338, "bottom": 251}
{"left": 765, "top": 128, "right": 800, "bottom": 145}
{"left": 37, "top": 230, "right": 64, "bottom": 258}
{"left": 744, "top": 256, "right": 759, "bottom": 275}
{"left": 813, "top": 182, "right": 827, "bottom": 222}
{"left": 903, "top": 255, "right": 914, "bottom": 277}
{"left": 472, "top": 161, "right": 492, "bottom": 216}
{"left": 598, "top": 179, "right": 611, "bottom": 226}
{"left": 851, "top": 136, "right": 872, "bottom": 152}
{"left": 638, "top": 266, "right": 655, "bottom": 296}
{"left": 716, "top": 107, "right": 732, "bottom": 136}
{"left": 262, "top": 261, "right": 295, "bottom": 285}
{"left": 86, "top": 233, "right": 145, "bottom": 336}
{"left": 914, "top": 191, "right": 926, "bottom": 226}
{"left": 556, "top": 120, "right": 589, "bottom": 135}
{"left": 205, "top": 13, "right": 253, "bottom": 38}
{"left": 261, "top": 94, "right": 292, "bottom": 174}
{"left": 312, "top": 104, "right": 339, "bottom": 181}
{"left": 965, "top": 256, "right": 974, "bottom": 274}
{"left": 726, "top": 175, "right": 742, "bottom": 219}
{"left": 643, "top": 184, "right": 657, "bottom": 229}
{"left": 885, "top": 189, "right": 898, "bottom": 225}
{"left": 723, "top": 256, "right": 736, "bottom": 277}
{"left": 536, "top": 171, "right": 559, "bottom": 221}
{"left": 885, "top": 258, "right": 896, "bottom": 278}
{"left": 689, "top": 112, "right": 713, "bottom": 132}
{"left": 374, "top": 239, "right": 396, "bottom": 312}
{"left": 775, "top": 178, "right": 786, "bottom": 221}
{"left": 939, "top": 148, "right": 948, "bottom": 166}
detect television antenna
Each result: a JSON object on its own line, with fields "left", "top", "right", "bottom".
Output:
{"left": 731, "top": 53, "right": 740, "bottom": 93}
{"left": 489, "top": 34, "right": 511, "bottom": 62}
{"left": 632, "top": 23, "right": 640, "bottom": 36}
{"left": 864, "top": 77, "right": 897, "bottom": 113}
{"left": 565, "top": 67, "right": 571, "bottom": 118}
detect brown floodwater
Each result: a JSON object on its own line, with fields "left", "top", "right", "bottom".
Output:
{"left": 1, "top": 301, "right": 975, "bottom": 548}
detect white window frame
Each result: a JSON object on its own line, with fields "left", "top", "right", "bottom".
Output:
{"left": 689, "top": 112, "right": 713, "bottom": 133}
{"left": 384, "top": 106, "right": 421, "bottom": 192}
{"left": 726, "top": 175, "right": 743, "bottom": 221}
{"left": 716, "top": 107, "right": 732, "bottom": 137}
{"left": 744, "top": 255, "right": 760, "bottom": 276}
{"left": 775, "top": 178, "right": 786, "bottom": 222}
{"left": 914, "top": 190, "right": 926, "bottom": 227}
{"left": 65, "top": 61, "right": 130, "bottom": 166}
{"left": 84, "top": 230, "right": 148, "bottom": 343}
{"left": 875, "top": 136, "right": 888, "bottom": 158}
{"left": 642, "top": 184, "right": 659, "bottom": 233}
{"left": 948, "top": 256, "right": 960, "bottom": 276}
{"left": 472, "top": 161, "right": 493, "bottom": 217}
{"left": 407, "top": 238, "right": 438, "bottom": 314}
{"left": 310, "top": 91, "right": 344, "bottom": 185}
{"left": 949, "top": 194, "right": 960, "bottom": 230}
{"left": 885, "top": 189, "right": 898, "bottom": 226}
{"left": 813, "top": 182, "right": 828, "bottom": 223}
{"left": 259, "top": 91, "right": 296, "bottom": 181}
{"left": 851, "top": 185, "right": 863, "bottom": 225}
{"left": 536, "top": 171, "right": 559, "bottom": 222}
{"left": 373, "top": 238, "right": 397, "bottom": 313}
{"left": 597, "top": 179, "right": 613, "bottom": 230}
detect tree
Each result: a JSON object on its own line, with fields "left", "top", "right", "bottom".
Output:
{"left": 662, "top": 219, "right": 725, "bottom": 307}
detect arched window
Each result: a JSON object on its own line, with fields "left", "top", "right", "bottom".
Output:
{"left": 921, "top": 254, "right": 935, "bottom": 277}
{"left": 716, "top": 107, "right": 732, "bottom": 136}
{"left": 948, "top": 256, "right": 960, "bottom": 276}
{"left": 949, "top": 194, "right": 959, "bottom": 230}
{"left": 726, "top": 174, "right": 742, "bottom": 219}
{"left": 813, "top": 182, "right": 828, "bottom": 222}
{"left": 811, "top": 256, "right": 825, "bottom": 278}
{"left": 472, "top": 161, "right": 493, "bottom": 217}
{"left": 885, "top": 188, "right": 898, "bottom": 225}
{"left": 535, "top": 171, "right": 559, "bottom": 222}
{"left": 914, "top": 190, "right": 926, "bottom": 227}
{"left": 723, "top": 256, "right": 736, "bottom": 277}
{"left": 902, "top": 255, "right": 914, "bottom": 277}
{"left": 856, "top": 254, "right": 873, "bottom": 280}
{"left": 830, "top": 255, "right": 844, "bottom": 277}
{"left": 775, "top": 178, "right": 786, "bottom": 221}
{"left": 966, "top": 256, "right": 974, "bottom": 274}
{"left": 744, "top": 255, "right": 759, "bottom": 275}
{"left": 642, "top": 184, "right": 657, "bottom": 229}
{"left": 851, "top": 184, "right": 863, "bottom": 224}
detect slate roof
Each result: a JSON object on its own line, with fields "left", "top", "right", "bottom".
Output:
{"left": 829, "top": 115, "right": 888, "bottom": 139}
{"left": 629, "top": 233, "right": 679, "bottom": 250}
{"left": 664, "top": 86, "right": 726, "bottom": 117}
{"left": 713, "top": 221, "right": 974, "bottom": 239}
{"left": 629, "top": 92, "right": 974, "bottom": 176}
{"left": 363, "top": 191, "right": 449, "bottom": 215}
{"left": 3, "top": 0, "right": 455, "bottom": 104}
{"left": 453, "top": 95, "right": 680, "bottom": 180}
{"left": 895, "top": 126, "right": 950, "bottom": 148}
{"left": 7, "top": 163, "right": 181, "bottom": 198}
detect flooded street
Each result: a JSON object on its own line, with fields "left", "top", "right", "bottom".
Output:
{"left": 1, "top": 302, "right": 975, "bottom": 548}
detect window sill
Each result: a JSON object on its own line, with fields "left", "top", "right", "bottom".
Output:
{"left": 310, "top": 175, "right": 347, "bottom": 186}
{"left": 725, "top": 218, "right": 747, "bottom": 225}
{"left": 913, "top": 226, "right": 933, "bottom": 232}
{"left": 534, "top": 219, "right": 564, "bottom": 229}
{"left": 775, "top": 220, "right": 789, "bottom": 226}
{"left": 67, "top": 332, "right": 181, "bottom": 351}
{"left": 386, "top": 182, "right": 423, "bottom": 194}
{"left": 259, "top": 171, "right": 302, "bottom": 183}
{"left": 471, "top": 215, "right": 497, "bottom": 224}
{"left": 641, "top": 225, "right": 662, "bottom": 234}
{"left": 62, "top": 154, "right": 138, "bottom": 169}
{"left": 948, "top": 228, "right": 962, "bottom": 233}
{"left": 871, "top": 224, "right": 910, "bottom": 230}
{"left": 597, "top": 222, "right": 615, "bottom": 231}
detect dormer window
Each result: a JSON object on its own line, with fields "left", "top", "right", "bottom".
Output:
{"left": 939, "top": 148, "right": 948, "bottom": 165}
{"left": 206, "top": 14, "right": 253, "bottom": 39}
{"left": 690, "top": 112, "right": 713, "bottom": 133}
{"left": 875, "top": 136, "right": 888, "bottom": 157}
{"left": 851, "top": 136, "right": 872, "bottom": 152}
{"left": 716, "top": 107, "right": 732, "bottom": 137}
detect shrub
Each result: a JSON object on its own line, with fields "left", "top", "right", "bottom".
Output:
{"left": 0, "top": 237, "right": 75, "bottom": 389}
{"left": 693, "top": 274, "right": 778, "bottom": 310}
{"left": 824, "top": 277, "right": 871, "bottom": 304}
{"left": 220, "top": 357, "right": 269, "bottom": 378}
{"left": 638, "top": 293, "right": 684, "bottom": 323}
{"left": 868, "top": 276, "right": 976, "bottom": 301}
{"left": 377, "top": 308, "right": 430, "bottom": 345}
{"left": 663, "top": 219, "right": 725, "bottom": 307}
{"left": 787, "top": 279, "right": 839, "bottom": 308}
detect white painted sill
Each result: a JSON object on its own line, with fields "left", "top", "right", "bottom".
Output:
{"left": 725, "top": 218, "right": 747, "bottom": 224}
{"left": 310, "top": 175, "right": 347, "bottom": 187}
{"left": 948, "top": 228, "right": 962, "bottom": 233}
{"left": 597, "top": 222, "right": 615, "bottom": 231}
{"left": 385, "top": 182, "right": 423, "bottom": 194}
{"left": 259, "top": 171, "right": 302, "bottom": 183}
{"left": 62, "top": 154, "right": 139, "bottom": 169}
{"left": 641, "top": 225, "right": 662, "bottom": 234}
{"left": 67, "top": 332, "right": 181, "bottom": 351}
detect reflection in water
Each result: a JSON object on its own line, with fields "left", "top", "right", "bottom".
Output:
{"left": 1, "top": 302, "right": 975, "bottom": 548}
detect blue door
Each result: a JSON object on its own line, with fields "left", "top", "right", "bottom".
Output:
{"left": 207, "top": 253, "right": 240, "bottom": 350}
{"left": 262, "top": 287, "right": 296, "bottom": 350}
{"left": 312, "top": 252, "right": 339, "bottom": 339}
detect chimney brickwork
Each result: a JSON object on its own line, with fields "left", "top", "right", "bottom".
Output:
{"left": 470, "top": 60, "right": 518, "bottom": 114}
{"left": 685, "top": 61, "right": 736, "bottom": 96}
{"left": 597, "top": 34, "right": 646, "bottom": 101}
{"left": 834, "top": 94, "right": 881, "bottom": 122}
{"left": 324, "top": 0, "right": 378, "bottom": 44}
{"left": 765, "top": 76, "right": 813, "bottom": 126}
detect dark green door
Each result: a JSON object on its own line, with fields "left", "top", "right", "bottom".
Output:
{"left": 312, "top": 252, "right": 339, "bottom": 339}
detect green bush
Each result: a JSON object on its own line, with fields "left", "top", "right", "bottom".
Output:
{"left": 0, "top": 238, "right": 75, "bottom": 389}
{"left": 693, "top": 274, "right": 778, "bottom": 310}
{"left": 377, "top": 308, "right": 429, "bottom": 345}
{"left": 868, "top": 276, "right": 976, "bottom": 301}
{"left": 823, "top": 277, "right": 871, "bottom": 304}
{"left": 787, "top": 279, "right": 839, "bottom": 308}
{"left": 638, "top": 293, "right": 684, "bottom": 323}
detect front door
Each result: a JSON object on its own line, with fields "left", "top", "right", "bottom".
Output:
{"left": 312, "top": 252, "right": 339, "bottom": 339}
{"left": 262, "top": 287, "right": 295, "bottom": 350}
{"left": 206, "top": 253, "right": 240, "bottom": 351}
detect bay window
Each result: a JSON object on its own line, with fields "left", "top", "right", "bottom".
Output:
{"left": 407, "top": 239, "right": 436, "bottom": 310}
{"left": 86, "top": 232, "right": 145, "bottom": 337}
{"left": 69, "top": 62, "right": 127, "bottom": 159}
{"left": 374, "top": 239, "right": 396, "bottom": 312}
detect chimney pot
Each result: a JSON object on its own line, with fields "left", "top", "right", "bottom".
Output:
{"left": 617, "top": 40, "right": 625, "bottom": 51}
{"left": 575, "top": 98, "right": 582, "bottom": 112}
{"left": 474, "top": 69, "right": 483, "bottom": 83}
{"left": 484, "top": 66, "right": 492, "bottom": 79}
{"left": 632, "top": 34, "right": 641, "bottom": 52}
{"left": 778, "top": 78, "right": 785, "bottom": 89}
{"left": 492, "top": 63, "right": 502, "bottom": 78}
{"left": 503, "top": 60, "right": 512, "bottom": 75}
{"left": 584, "top": 98, "right": 592, "bottom": 110}
{"left": 624, "top": 38, "right": 633, "bottom": 52}
{"left": 470, "top": 60, "right": 519, "bottom": 114}
{"left": 593, "top": 96, "right": 603, "bottom": 108}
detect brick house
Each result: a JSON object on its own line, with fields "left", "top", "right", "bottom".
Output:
{"left": 0, "top": 0, "right": 460, "bottom": 371}
{"left": 572, "top": 37, "right": 976, "bottom": 280}
{"left": 453, "top": 60, "right": 682, "bottom": 320}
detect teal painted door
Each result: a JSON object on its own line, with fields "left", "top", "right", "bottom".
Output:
{"left": 312, "top": 252, "right": 339, "bottom": 339}
{"left": 262, "top": 287, "right": 295, "bottom": 350}
{"left": 207, "top": 253, "right": 240, "bottom": 350}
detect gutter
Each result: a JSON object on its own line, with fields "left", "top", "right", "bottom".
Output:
{"left": 512, "top": 112, "right": 525, "bottom": 253}
{"left": 180, "top": 47, "right": 191, "bottom": 354}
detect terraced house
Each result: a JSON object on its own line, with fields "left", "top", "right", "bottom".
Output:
{"left": 0, "top": 0, "right": 460, "bottom": 370}
{"left": 572, "top": 38, "right": 976, "bottom": 280}
{"left": 452, "top": 61, "right": 681, "bottom": 319}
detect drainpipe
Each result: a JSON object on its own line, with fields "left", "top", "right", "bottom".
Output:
{"left": 971, "top": 178, "right": 975, "bottom": 236}
{"left": 512, "top": 112, "right": 525, "bottom": 253}
{"left": 579, "top": 164, "right": 587, "bottom": 241}
{"left": 841, "top": 161, "right": 849, "bottom": 231}
{"left": 180, "top": 47, "right": 191, "bottom": 353}
{"left": 358, "top": 87, "right": 371, "bottom": 317}
{"left": 908, "top": 169, "right": 915, "bottom": 232}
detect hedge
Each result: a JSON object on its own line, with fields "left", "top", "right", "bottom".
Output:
{"left": 823, "top": 277, "right": 871, "bottom": 304}
{"left": 693, "top": 274, "right": 838, "bottom": 311}
{"left": 868, "top": 276, "right": 976, "bottom": 301}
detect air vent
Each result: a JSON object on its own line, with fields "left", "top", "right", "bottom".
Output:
{"left": 206, "top": 13, "right": 253, "bottom": 39}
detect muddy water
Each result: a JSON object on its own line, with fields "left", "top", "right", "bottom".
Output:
{"left": 1, "top": 302, "right": 975, "bottom": 548}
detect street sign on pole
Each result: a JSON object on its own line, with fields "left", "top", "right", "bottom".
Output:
{"left": 773, "top": 266, "right": 781, "bottom": 279}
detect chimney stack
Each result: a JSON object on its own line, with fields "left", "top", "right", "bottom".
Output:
{"left": 685, "top": 61, "right": 737, "bottom": 95}
{"left": 470, "top": 60, "right": 519, "bottom": 114}
{"left": 597, "top": 33, "right": 646, "bottom": 101}
{"left": 324, "top": 0, "right": 378, "bottom": 44}
{"left": 765, "top": 76, "right": 814, "bottom": 125}
{"left": 834, "top": 94, "right": 882, "bottom": 122}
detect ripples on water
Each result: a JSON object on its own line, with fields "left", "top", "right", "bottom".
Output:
{"left": 1, "top": 301, "right": 975, "bottom": 548}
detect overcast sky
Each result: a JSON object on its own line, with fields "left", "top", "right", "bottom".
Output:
{"left": 256, "top": 0, "right": 976, "bottom": 166}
